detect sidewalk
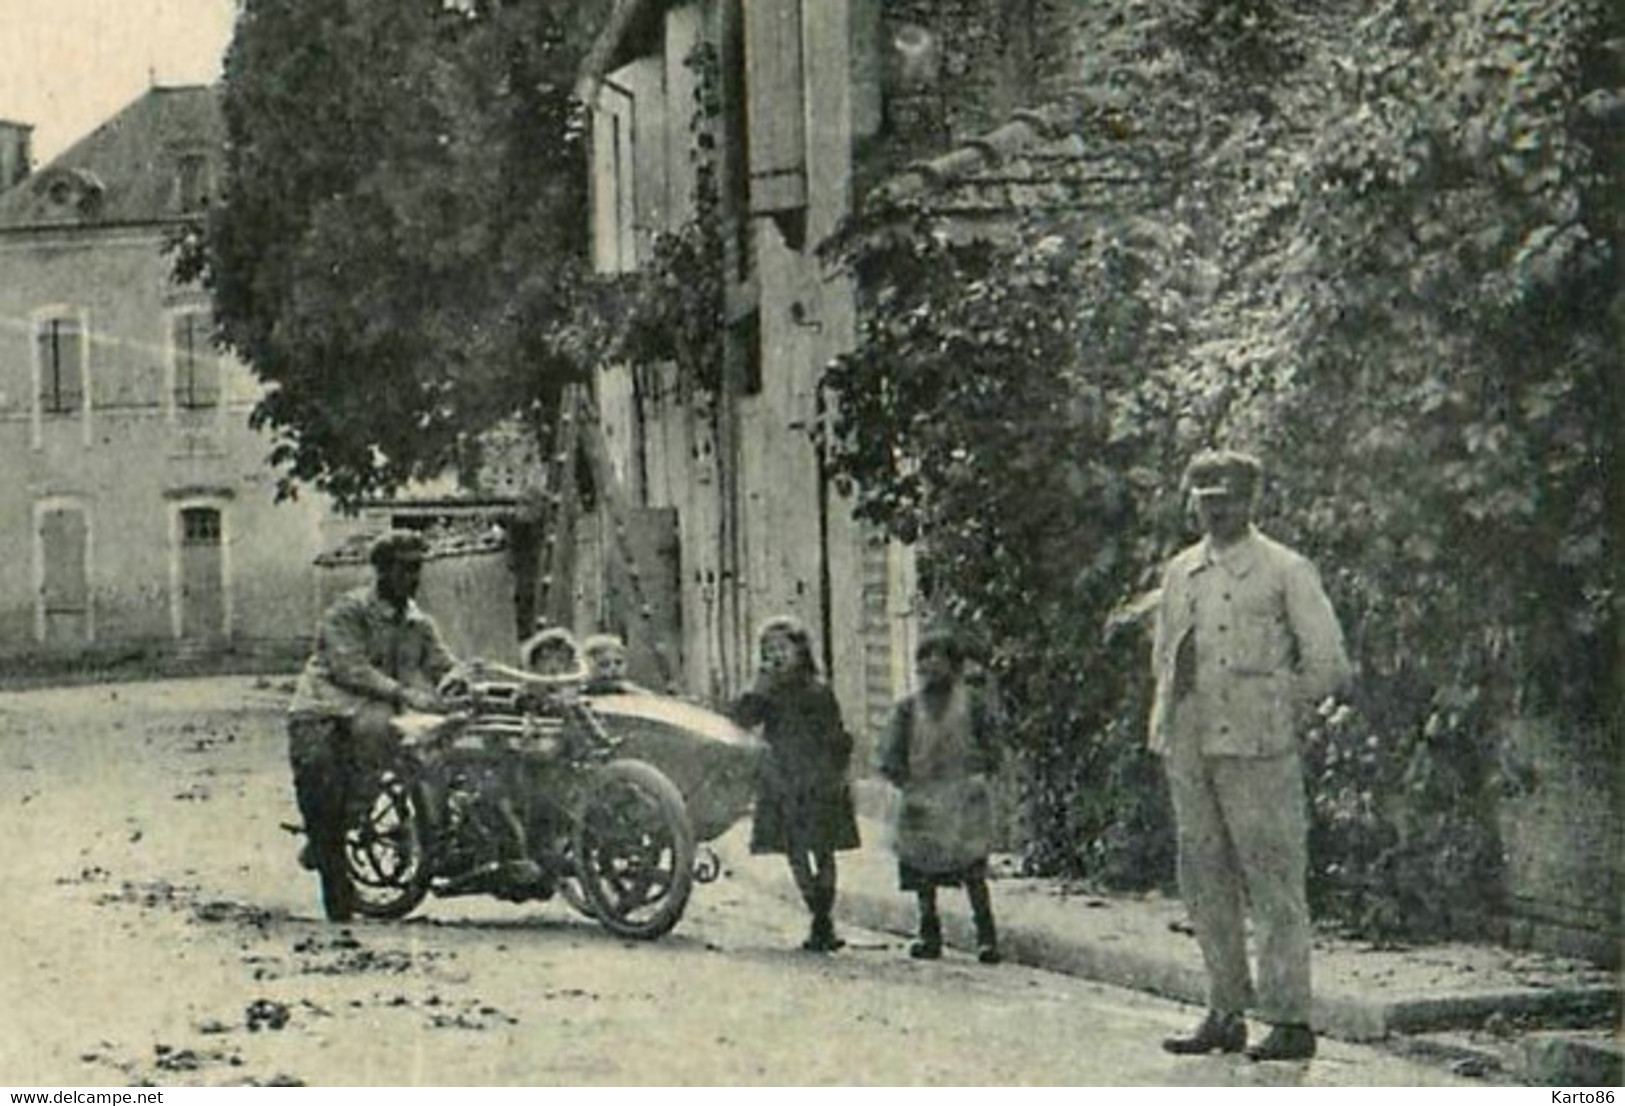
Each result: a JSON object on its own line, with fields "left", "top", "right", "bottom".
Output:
{"left": 712, "top": 814, "right": 1620, "bottom": 1083}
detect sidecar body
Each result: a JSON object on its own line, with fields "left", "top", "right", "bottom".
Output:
{"left": 585, "top": 691, "right": 761, "bottom": 842}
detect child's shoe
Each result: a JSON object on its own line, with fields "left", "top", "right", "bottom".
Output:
{"left": 802, "top": 914, "right": 845, "bottom": 952}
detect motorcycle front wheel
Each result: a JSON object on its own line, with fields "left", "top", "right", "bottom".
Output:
{"left": 343, "top": 765, "right": 434, "bottom": 920}
{"left": 572, "top": 758, "right": 695, "bottom": 939}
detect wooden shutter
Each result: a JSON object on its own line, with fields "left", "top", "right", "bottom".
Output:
{"left": 591, "top": 88, "right": 636, "bottom": 275}
{"left": 173, "top": 313, "right": 219, "bottom": 408}
{"left": 40, "top": 507, "right": 89, "bottom": 644}
{"left": 743, "top": 0, "right": 808, "bottom": 216}
{"left": 37, "top": 317, "right": 83, "bottom": 413}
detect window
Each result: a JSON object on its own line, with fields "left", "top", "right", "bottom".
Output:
{"left": 731, "top": 308, "right": 762, "bottom": 396}
{"left": 35, "top": 315, "right": 84, "bottom": 415}
{"left": 181, "top": 506, "right": 222, "bottom": 545}
{"left": 175, "top": 154, "right": 210, "bottom": 213}
{"left": 171, "top": 311, "right": 219, "bottom": 410}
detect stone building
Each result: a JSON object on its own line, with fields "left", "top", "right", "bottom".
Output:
{"left": 0, "top": 86, "right": 334, "bottom": 666}
{"left": 576, "top": 0, "right": 925, "bottom": 744}
{"left": 573, "top": 0, "right": 1121, "bottom": 746}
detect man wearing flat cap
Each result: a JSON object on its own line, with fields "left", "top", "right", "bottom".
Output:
{"left": 287, "top": 529, "right": 459, "bottom": 920}
{"left": 1150, "top": 450, "right": 1351, "bottom": 1061}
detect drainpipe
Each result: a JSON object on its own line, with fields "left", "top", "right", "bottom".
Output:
{"left": 815, "top": 380, "right": 835, "bottom": 680}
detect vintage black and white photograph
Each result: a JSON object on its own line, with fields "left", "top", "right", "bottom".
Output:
{"left": 0, "top": 0, "right": 1618, "bottom": 1089}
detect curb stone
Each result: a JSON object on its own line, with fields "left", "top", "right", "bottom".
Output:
{"left": 1521, "top": 1033, "right": 1624, "bottom": 1088}
{"left": 714, "top": 816, "right": 1618, "bottom": 1066}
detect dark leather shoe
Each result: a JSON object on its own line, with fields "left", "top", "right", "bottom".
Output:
{"left": 908, "top": 940, "right": 942, "bottom": 960}
{"left": 977, "top": 944, "right": 1002, "bottom": 964}
{"left": 801, "top": 932, "right": 846, "bottom": 952}
{"left": 1246, "top": 1023, "right": 1316, "bottom": 1061}
{"left": 1163, "top": 1010, "right": 1246, "bottom": 1055}
{"left": 801, "top": 917, "right": 845, "bottom": 952}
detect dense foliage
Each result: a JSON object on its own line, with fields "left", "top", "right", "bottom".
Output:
{"left": 180, "top": 0, "right": 608, "bottom": 503}
{"left": 825, "top": 0, "right": 1618, "bottom": 938}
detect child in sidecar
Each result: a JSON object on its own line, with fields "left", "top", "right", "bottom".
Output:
{"left": 520, "top": 626, "right": 584, "bottom": 679}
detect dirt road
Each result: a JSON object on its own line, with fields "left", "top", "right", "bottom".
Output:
{"left": 0, "top": 678, "right": 1474, "bottom": 1086}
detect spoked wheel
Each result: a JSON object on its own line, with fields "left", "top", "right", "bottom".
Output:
{"left": 343, "top": 765, "right": 433, "bottom": 920}
{"left": 558, "top": 870, "right": 598, "bottom": 921}
{"left": 572, "top": 759, "right": 695, "bottom": 939}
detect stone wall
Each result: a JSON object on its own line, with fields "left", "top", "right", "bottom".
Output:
{"left": 315, "top": 548, "right": 521, "bottom": 668}
{"left": 878, "top": 0, "right": 1071, "bottom": 154}
{"left": 1497, "top": 715, "right": 1622, "bottom": 967}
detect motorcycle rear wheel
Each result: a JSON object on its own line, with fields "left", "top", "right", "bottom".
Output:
{"left": 572, "top": 759, "right": 695, "bottom": 939}
{"left": 343, "top": 766, "right": 434, "bottom": 920}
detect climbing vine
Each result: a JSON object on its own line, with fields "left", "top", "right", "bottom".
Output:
{"left": 600, "top": 42, "right": 727, "bottom": 400}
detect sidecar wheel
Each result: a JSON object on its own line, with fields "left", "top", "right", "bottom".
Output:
{"left": 344, "top": 767, "right": 433, "bottom": 920}
{"left": 573, "top": 759, "right": 695, "bottom": 940}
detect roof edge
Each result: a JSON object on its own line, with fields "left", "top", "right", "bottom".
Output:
{"left": 575, "top": 0, "right": 664, "bottom": 102}
{"left": 869, "top": 100, "right": 1096, "bottom": 207}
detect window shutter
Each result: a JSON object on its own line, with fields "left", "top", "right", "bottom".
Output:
{"left": 40, "top": 508, "right": 88, "bottom": 611}
{"left": 173, "top": 313, "right": 219, "bottom": 408}
{"left": 34, "top": 328, "right": 50, "bottom": 407}
{"left": 38, "top": 318, "right": 83, "bottom": 413}
{"left": 743, "top": 0, "right": 807, "bottom": 217}
{"left": 175, "top": 154, "right": 209, "bottom": 213}
{"left": 61, "top": 324, "right": 83, "bottom": 410}
{"left": 172, "top": 314, "right": 192, "bottom": 407}
{"left": 189, "top": 354, "right": 220, "bottom": 409}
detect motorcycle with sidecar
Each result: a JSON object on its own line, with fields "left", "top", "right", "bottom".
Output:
{"left": 336, "top": 662, "right": 758, "bottom": 939}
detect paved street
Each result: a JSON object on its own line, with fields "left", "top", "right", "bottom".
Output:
{"left": 0, "top": 678, "right": 1477, "bottom": 1086}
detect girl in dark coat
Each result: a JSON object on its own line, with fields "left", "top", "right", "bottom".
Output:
{"left": 732, "top": 615, "right": 861, "bottom": 951}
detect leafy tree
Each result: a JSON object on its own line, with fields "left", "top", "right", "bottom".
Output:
{"left": 180, "top": 0, "right": 611, "bottom": 504}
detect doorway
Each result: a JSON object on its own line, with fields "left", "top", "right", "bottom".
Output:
{"left": 38, "top": 504, "right": 89, "bottom": 645}
{"left": 178, "top": 505, "right": 225, "bottom": 644}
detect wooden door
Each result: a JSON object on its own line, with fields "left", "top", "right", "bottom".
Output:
{"left": 39, "top": 507, "right": 89, "bottom": 645}
{"left": 179, "top": 506, "right": 225, "bottom": 643}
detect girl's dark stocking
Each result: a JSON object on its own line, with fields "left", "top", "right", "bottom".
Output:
{"left": 786, "top": 848, "right": 819, "bottom": 913}
{"left": 911, "top": 887, "right": 943, "bottom": 959}
{"left": 967, "top": 876, "right": 1000, "bottom": 963}
{"left": 792, "top": 848, "right": 844, "bottom": 951}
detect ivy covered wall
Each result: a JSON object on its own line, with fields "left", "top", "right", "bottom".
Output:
{"left": 824, "top": 0, "right": 1619, "bottom": 952}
